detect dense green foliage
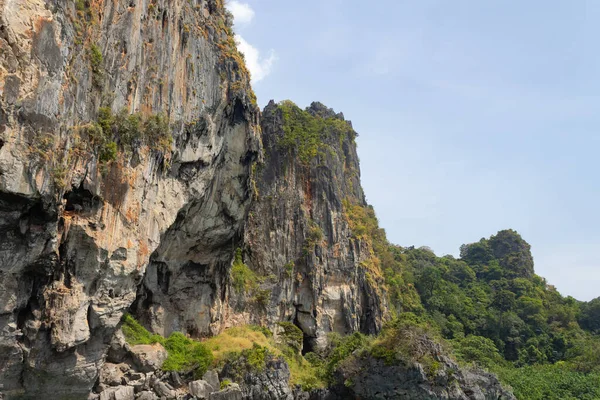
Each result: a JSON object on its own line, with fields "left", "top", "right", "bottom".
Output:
{"left": 161, "top": 332, "right": 214, "bottom": 377}
{"left": 204, "top": 325, "right": 323, "bottom": 391}
{"left": 337, "top": 196, "right": 600, "bottom": 399}
{"left": 277, "top": 101, "right": 355, "bottom": 165}
{"left": 394, "top": 231, "right": 592, "bottom": 368}
{"left": 493, "top": 364, "right": 600, "bottom": 400}
{"left": 122, "top": 314, "right": 213, "bottom": 378}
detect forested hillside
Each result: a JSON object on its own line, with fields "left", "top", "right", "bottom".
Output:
{"left": 367, "top": 227, "right": 600, "bottom": 399}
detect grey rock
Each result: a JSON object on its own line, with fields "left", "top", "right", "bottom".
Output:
{"left": 114, "top": 386, "right": 135, "bottom": 400}
{"left": 153, "top": 380, "right": 176, "bottom": 399}
{"left": 107, "top": 330, "right": 130, "bottom": 364}
{"left": 136, "top": 391, "right": 158, "bottom": 400}
{"left": 329, "top": 339, "right": 516, "bottom": 400}
{"left": 189, "top": 379, "right": 214, "bottom": 399}
{"left": 130, "top": 344, "right": 168, "bottom": 373}
{"left": 221, "top": 353, "right": 293, "bottom": 400}
{"left": 238, "top": 101, "right": 387, "bottom": 351}
{"left": 202, "top": 370, "right": 220, "bottom": 393}
{"left": 170, "top": 371, "right": 184, "bottom": 388}
{"left": 99, "top": 388, "right": 117, "bottom": 400}
{"left": 99, "top": 363, "right": 126, "bottom": 386}
{"left": 209, "top": 383, "right": 242, "bottom": 400}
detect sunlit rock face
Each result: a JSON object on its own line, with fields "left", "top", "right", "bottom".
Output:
{"left": 234, "top": 101, "right": 387, "bottom": 351}
{"left": 0, "top": 0, "right": 259, "bottom": 396}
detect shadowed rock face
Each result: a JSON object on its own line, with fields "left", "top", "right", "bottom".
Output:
{"left": 0, "top": 0, "right": 259, "bottom": 397}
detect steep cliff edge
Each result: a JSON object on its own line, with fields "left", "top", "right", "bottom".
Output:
{"left": 240, "top": 100, "right": 387, "bottom": 349}
{"left": 0, "top": 0, "right": 259, "bottom": 397}
{"left": 134, "top": 98, "right": 387, "bottom": 351}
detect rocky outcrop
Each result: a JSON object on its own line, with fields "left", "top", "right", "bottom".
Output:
{"left": 327, "top": 353, "right": 515, "bottom": 400}
{"left": 0, "top": 0, "right": 259, "bottom": 397}
{"left": 229, "top": 101, "right": 387, "bottom": 350}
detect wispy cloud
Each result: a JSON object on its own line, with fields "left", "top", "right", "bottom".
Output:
{"left": 234, "top": 35, "right": 277, "bottom": 82}
{"left": 226, "top": 1, "right": 277, "bottom": 83}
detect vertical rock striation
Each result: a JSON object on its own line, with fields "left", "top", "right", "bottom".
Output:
{"left": 0, "top": 0, "right": 259, "bottom": 397}
{"left": 234, "top": 100, "right": 387, "bottom": 350}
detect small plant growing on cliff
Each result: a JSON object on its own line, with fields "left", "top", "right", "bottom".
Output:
{"left": 231, "top": 248, "right": 258, "bottom": 294}
{"left": 75, "top": 0, "right": 86, "bottom": 12}
{"left": 253, "top": 288, "right": 271, "bottom": 306}
{"left": 220, "top": 379, "right": 232, "bottom": 389}
{"left": 89, "top": 44, "right": 103, "bottom": 87}
{"left": 99, "top": 141, "right": 117, "bottom": 162}
{"left": 284, "top": 261, "right": 295, "bottom": 278}
{"left": 303, "top": 221, "right": 324, "bottom": 254}
{"left": 143, "top": 113, "right": 173, "bottom": 153}
{"left": 121, "top": 314, "right": 164, "bottom": 345}
{"left": 51, "top": 164, "right": 69, "bottom": 190}
{"left": 83, "top": 107, "right": 173, "bottom": 164}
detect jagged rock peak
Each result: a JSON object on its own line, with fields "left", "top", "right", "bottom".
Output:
{"left": 306, "top": 101, "right": 346, "bottom": 122}
{"left": 235, "top": 99, "right": 387, "bottom": 351}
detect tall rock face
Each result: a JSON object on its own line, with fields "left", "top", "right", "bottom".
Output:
{"left": 235, "top": 101, "right": 387, "bottom": 350}
{"left": 0, "top": 0, "right": 260, "bottom": 397}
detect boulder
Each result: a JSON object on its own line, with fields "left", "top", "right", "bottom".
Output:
{"left": 189, "top": 379, "right": 214, "bottom": 399}
{"left": 113, "top": 386, "right": 135, "bottom": 400}
{"left": 107, "top": 330, "right": 130, "bottom": 364}
{"left": 202, "top": 370, "right": 220, "bottom": 392}
{"left": 209, "top": 383, "right": 242, "bottom": 400}
{"left": 99, "top": 363, "right": 126, "bottom": 386}
{"left": 130, "top": 344, "right": 168, "bottom": 373}
{"left": 136, "top": 391, "right": 158, "bottom": 400}
{"left": 152, "top": 380, "right": 176, "bottom": 399}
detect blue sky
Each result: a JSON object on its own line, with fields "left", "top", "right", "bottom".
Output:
{"left": 227, "top": 0, "right": 600, "bottom": 301}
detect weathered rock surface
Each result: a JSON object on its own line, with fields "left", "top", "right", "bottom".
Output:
{"left": 189, "top": 379, "right": 214, "bottom": 399}
{"left": 130, "top": 344, "right": 168, "bottom": 373}
{"left": 325, "top": 340, "right": 516, "bottom": 400}
{"left": 210, "top": 384, "right": 243, "bottom": 400}
{"left": 202, "top": 370, "right": 221, "bottom": 392}
{"left": 220, "top": 352, "right": 294, "bottom": 400}
{"left": 0, "top": 0, "right": 259, "bottom": 397}
{"left": 233, "top": 101, "right": 387, "bottom": 350}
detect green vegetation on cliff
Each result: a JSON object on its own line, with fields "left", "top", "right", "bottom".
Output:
{"left": 277, "top": 101, "right": 355, "bottom": 165}
{"left": 78, "top": 107, "right": 172, "bottom": 164}
{"left": 338, "top": 194, "right": 600, "bottom": 398}
{"left": 122, "top": 314, "right": 213, "bottom": 378}
{"left": 122, "top": 317, "right": 324, "bottom": 391}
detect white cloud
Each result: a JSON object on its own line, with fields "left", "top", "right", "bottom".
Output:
{"left": 225, "top": 1, "right": 277, "bottom": 82}
{"left": 234, "top": 35, "right": 277, "bottom": 82}
{"left": 226, "top": 1, "right": 255, "bottom": 26}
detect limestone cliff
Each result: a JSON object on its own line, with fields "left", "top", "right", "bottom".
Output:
{"left": 0, "top": 1, "right": 516, "bottom": 399}
{"left": 133, "top": 99, "right": 387, "bottom": 350}
{"left": 238, "top": 101, "right": 387, "bottom": 350}
{"left": 0, "top": 0, "right": 259, "bottom": 397}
